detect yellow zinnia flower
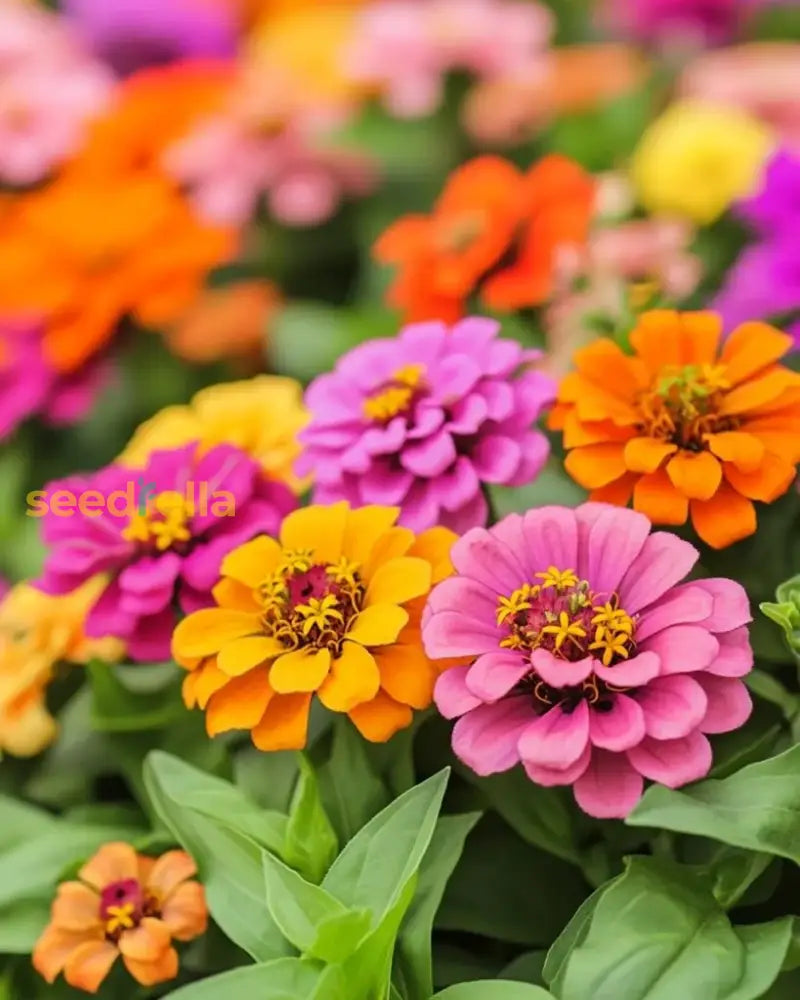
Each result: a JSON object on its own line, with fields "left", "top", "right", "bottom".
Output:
{"left": 0, "top": 580, "right": 123, "bottom": 757}
{"left": 172, "top": 503, "right": 457, "bottom": 749}
{"left": 120, "top": 376, "right": 309, "bottom": 494}
{"left": 632, "top": 100, "right": 773, "bottom": 224}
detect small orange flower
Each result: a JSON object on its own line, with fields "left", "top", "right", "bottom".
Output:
{"left": 374, "top": 154, "right": 594, "bottom": 322}
{"left": 33, "top": 842, "right": 207, "bottom": 995}
{"left": 551, "top": 311, "right": 800, "bottom": 549}
{"left": 172, "top": 503, "right": 458, "bottom": 748}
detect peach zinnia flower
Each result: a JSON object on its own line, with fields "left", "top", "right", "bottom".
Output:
{"left": 551, "top": 311, "right": 800, "bottom": 549}
{"left": 33, "top": 842, "right": 207, "bottom": 994}
{"left": 172, "top": 502, "right": 457, "bottom": 747}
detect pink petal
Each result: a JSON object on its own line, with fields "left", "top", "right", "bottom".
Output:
{"left": 522, "top": 506, "right": 579, "bottom": 576}
{"left": 434, "top": 666, "right": 483, "bottom": 719}
{"left": 573, "top": 750, "right": 644, "bottom": 819}
{"left": 696, "top": 675, "right": 753, "bottom": 734}
{"left": 618, "top": 532, "right": 699, "bottom": 614}
{"left": 524, "top": 743, "right": 591, "bottom": 787}
{"left": 641, "top": 626, "right": 719, "bottom": 675}
{"left": 531, "top": 649, "right": 594, "bottom": 687}
{"left": 471, "top": 434, "right": 522, "bottom": 483}
{"left": 451, "top": 697, "right": 533, "bottom": 776}
{"left": 450, "top": 525, "right": 527, "bottom": 594}
{"left": 426, "top": 575, "right": 497, "bottom": 618}
{"left": 636, "top": 675, "right": 708, "bottom": 740}
{"left": 518, "top": 700, "right": 590, "bottom": 770}
{"left": 466, "top": 651, "right": 530, "bottom": 700}
{"left": 423, "top": 609, "right": 501, "bottom": 659}
{"left": 588, "top": 694, "right": 645, "bottom": 751}
{"left": 636, "top": 585, "right": 714, "bottom": 641}
{"left": 401, "top": 429, "right": 457, "bottom": 477}
{"left": 594, "top": 650, "right": 660, "bottom": 687}
{"left": 693, "top": 578, "right": 752, "bottom": 633}
{"left": 627, "top": 731, "right": 712, "bottom": 788}
{"left": 575, "top": 503, "right": 650, "bottom": 598}
{"left": 706, "top": 627, "right": 753, "bottom": 678}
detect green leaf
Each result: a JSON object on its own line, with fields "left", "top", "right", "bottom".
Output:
{"left": 395, "top": 812, "right": 481, "bottom": 1000}
{"left": 283, "top": 755, "right": 338, "bottom": 884}
{"left": 87, "top": 661, "right": 185, "bottom": 731}
{"left": 0, "top": 796, "right": 56, "bottom": 852}
{"left": 627, "top": 744, "right": 800, "bottom": 863}
{"left": 144, "top": 751, "right": 291, "bottom": 962}
{"left": 0, "top": 898, "right": 49, "bottom": 953}
{"left": 550, "top": 857, "right": 792, "bottom": 1000}
{"left": 434, "top": 984, "right": 556, "bottom": 999}
{"left": 160, "top": 958, "right": 326, "bottom": 1000}
{"left": 234, "top": 748, "right": 300, "bottom": 812}
{"left": 318, "top": 716, "right": 390, "bottom": 843}
{"left": 543, "top": 882, "right": 612, "bottom": 993}
{"left": 706, "top": 848, "right": 773, "bottom": 910}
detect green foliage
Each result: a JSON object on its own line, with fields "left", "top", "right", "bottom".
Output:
{"left": 761, "top": 573, "right": 800, "bottom": 663}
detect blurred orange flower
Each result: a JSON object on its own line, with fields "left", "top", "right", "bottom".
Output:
{"left": 375, "top": 154, "right": 594, "bottom": 322}
{"left": 551, "top": 311, "right": 800, "bottom": 549}
{"left": 33, "top": 843, "right": 206, "bottom": 994}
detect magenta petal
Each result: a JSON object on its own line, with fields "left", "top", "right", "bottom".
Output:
{"left": 635, "top": 585, "right": 714, "bottom": 641}
{"left": 706, "top": 627, "right": 754, "bottom": 678}
{"left": 125, "top": 608, "right": 175, "bottom": 662}
{"left": 441, "top": 490, "right": 488, "bottom": 534}
{"left": 524, "top": 743, "right": 591, "bottom": 788}
{"left": 588, "top": 694, "right": 645, "bottom": 751}
{"left": 636, "top": 675, "right": 709, "bottom": 740}
{"left": 437, "top": 456, "right": 480, "bottom": 513}
{"left": 423, "top": 610, "right": 501, "bottom": 658}
{"left": 434, "top": 666, "right": 483, "bottom": 719}
{"left": 522, "top": 506, "right": 579, "bottom": 575}
{"left": 118, "top": 553, "right": 181, "bottom": 594}
{"left": 693, "top": 578, "right": 752, "bottom": 632}
{"left": 85, "top": 580, "right": 136, "bottom": 640}
{"left": 696, "top": 675, "right": 753, "bottom": 734}
{"left": 627, "top": 731, "right": 712, "bottom": 788}
{"left": 618, "top": 531, "right": 699, "bottom": 614}
{"left": 451, "top": 697, "right": 533, "bottom": 776}
{"left": 575, "top": 503, "right": 650, "bottom": 598}
{"left": 401, "top": 429, "right": 457, "bottom": 477}
{"left": 594, "top": 651, "right": 660, "bottom": 687}
{"left": 470, "top": 434, "right": 522, "bottom": 483}
{"left": 531, "top": 649, "right": 594, "bottom": 687}
{"left": 426, "top": 575, "right": 497, "bottom": 618}
{"left": 573, "top": 750, "right": 644, "bottom": 819}
{"left": 518, "top": 700, "right": 590, "bottom": 770}
{"left": 466, "top": 651, "right": 530, "bottom": 701}
{"left": 641, "top": 625, "right": 719, "bottom": 675}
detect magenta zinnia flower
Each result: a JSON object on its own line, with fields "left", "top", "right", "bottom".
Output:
{"left": 424, "top": 503, "right": 753, "bottom": 819}
{"left": 35, "top": 443, "right": 296, "bottom": 661}
{"left": 297, "top": 318, "right": 555, "bottom": 534}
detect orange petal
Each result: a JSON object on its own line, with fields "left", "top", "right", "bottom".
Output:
{"left": 219, "top": 535, "right": 282, "bottom": 587}
{"left": 629, "top": 310, "right": 683, "bottom": 373}
{"left": 564, "top": 443, "right": 627, "bottom": 489}
{"left": 172, "top": 609, "right": 260, "bottom": 660}
{"left": 251, "top": 692, "right": 312, "bottom": 751}
{"left": 720, "top": 369, "right": 800, "bottom": 416}
{"left": 159, "top": 881, "right": 208, "bottom": 941}
{"left": 632, "top": 469, "right": 689, "bottom": 525}
{"left": 705, "top": 431, "right": 765, "bottom": 473}
{"left": 562, "top": 411, "right": 634, "bottom": 448}
{"left": 147, "top": 851, "right": 197, "bottom": 902}
{"left": 118, "top": 918, "right": 171, "bottom": 962}
{"left": 79, "top": 843, "right": 138, "bottom": 891}
{"left": 192, "top": 660, "right": 230, "bottom": 709}
{"left": 375, "top": 643, "right": 437, "bottom": 709}
{"left": 724, "top": 453, "right": 796, "bottom": 502}
{"left": 678, "top": 311, "right": 722, "bottom": 365}
{"left": 573, "top": 338, "right": 647, "bottom": 397}
{"left": 123, "top": 946, "right": 179, "bottom": 988}
{"left": 317, "top": 641, "right": 381, "bottom": 713}
{"left": 348, "top": 690, "right": 414, "bottom": 743}
{"left": 211, "top": 577, "right": 261, "bottom": 612}
{"left": 345, "top": 604, "right": 409, "bottom": 646}
{"left": 624, "top": 437, "right": 677, "bottom": 474}
{"left": 407, "top": 526, "right": 458, "bottom": 584}
{"left": 666, "top": 450, "right": 722, "bottom": 501}
{"left": 63, "top": 939, "right": 119, "bottom": 994}
{"left": 206, "top": 667, "right": 274, "bottom": 735}
{"left": 217, "top": 635, "right": 283, "bottom": 677}
{"left": 269, "top": 647, "right": 331, "bottom": 694}
{"left": 589, "top": 472, "right": 637, "bottom": 507}
{"left": 51, "top": 883, "right": 102, "bottom": 932}
{"left": 690, "top": 487, "right": 757, "bottom": 549}
{"left": 33, "top": 926, "right": 96, "bottom": 984}
{"left": 720, "top": 321, "right": 793, "bottom": 385}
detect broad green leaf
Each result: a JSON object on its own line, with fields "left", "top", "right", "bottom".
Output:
{"left": 542, "top": 882, "right": 611, "bottom": 993}
{"left": 144, "top": 751, "right": 290, "bottom": 962}
{"left": 262, "top": 852, "right": 371, "bottom": 963}
{"left": 434, "top": 983, "right": 556, "bottom": 999}
{"left": 88, "top": 661, "right": 185, "bottom": 731}
{"left": 501, "top": 951, "right": 548, "bottom": 986}
{"left": 0, "top": 796, "right": 56, "bottom": 852}
{"left": 553, "top": 857, "right": 792, "bottom": 1000}
{"left": 160, "top": 958, "right": 326, "bottom": 1000}
{"left": 322, "top": 768, "right": 449, "bottom": 927}
{"left": 283, "top": 755, "right": 338, "bottom": 884}
{"left": 234, "top": 748, "right": 300, "bottom": 812}
{"left": 706, "top": 848, "right": 773, "bottom": 910}
{"left": 0, "top": 898, "right": 49, "bottom": 953}
{"left": 395, "top": 812, "right": 481, "bottom": 1000}
{"left": 627, "top": 744, "right": 800, "bottom": 863}
{"left": 318, "top": 716, "right": 390, "bottom": 843}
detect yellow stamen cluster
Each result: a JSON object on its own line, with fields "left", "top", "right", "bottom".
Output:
{"left": 641, "top": 362, "right": 737, "bottom": 448}
{"left": 105, "top": 903, "right": 136, "bottom": 935}
{"left": 122, "top": 491, "right": 192, "bottom": 551}
{"left": 535, "top": 566, "right": 579, "bottom": 590}
{"left": 363, "top": 364, "right": 426, "bottom": 422}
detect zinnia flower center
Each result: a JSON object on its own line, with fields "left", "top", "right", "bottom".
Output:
{"left": 636, "top": 363, "right": 738, "bottom": 450}
{"left": 496, "top": 566, "right": 637, "bottom": 709}
{"left": 122, "top": 490, "right": 193, "bottom": 552}
{"left": 363, "top": 363, "right": 427, "bottom": 423}
{"left": 99, "top": 879, "right": 159, "bottom": 941}
{"left": 257, "top": 550, "right": 365, "bottom": 653}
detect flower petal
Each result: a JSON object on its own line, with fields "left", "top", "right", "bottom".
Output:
{"left": 269, "top": 648, "right": 331, "bottom": 694}
{"left": 172, "top": 609, "right": 260, "bottom": 659}
{"left": 465, "top": 651, "right": 530, "bottom": 701}
{"left": 518, "top": 701, "right": 590, "bottom": 770}
{"left": 523, "top": 744, "right": 591, "bottom": 788}
{"left": 666, "top": 450, "right": 722, "bottom": 501}
{"left": 279, "top": 502, "right": 348, "bottom": 564}
{"left": 627, "top": 731, "right": 712, "bottom": 787}
{"left": 690, "top": 486, "right": 756, "bottom": 549}
{"left": 720, "top": 321, "right": 793, "bottom": 385}
{"left": 594, "top": 651, "right": 660, "bottom": 687}
{"left": 219, "top": 535, "right": 282, "bottom": 587}
{"left": 573, "top": 749, "right": 644, "bottom": 819}
{"left": 63, "top": 939, "right": 119, "bottom": 994}
{"left": 696, "top": 674, "right": 753, "bottom": 733}
{"left": 118, "top": 918, "right": 171, "bottom": 962}
{"left": 640, "top": 625, "right": 719, "bottom": 675}
{"left": 434, "top": 665, "right": 483, "bottom": 718}
{"left": 348, "top": 689, "right": 414, "bottom": 742}
{"left": 51, "top": 883, "right": 102, "bottom": 932}
{"left": 705, "top": 431, "right": 765, "bottom": 473}
{"left": 122, "top": 946, "right": 179, "bottom": 988}
{"left": 345, "top": 604, "right": 409, "bottom": 646}
{"left": 632, "top": 468, "right": 689, "bottom": 526}
{"left": 589, "top": 694, "right": 645, "bottom": 752}
{"left": 375, "top": 643, "right": 436, "bottom": 709}
{"left": 707, "top": 627, "right": 753, "bottom": 677}
{"left": 147, "top": 851, "right": 197, "bottom": 902}
{"left": 364, "top": 556, "right": 432, "bottom": 606}
{"left": 159, "top": 882, "right": 208, "bottom": 941}
{"left": 636, "top": 675, "right": 708, "bottom": 740}
{"left": 318, "top": 641, "right": 381, "bottom": 712}
{"left": 618, "top": 531, "right": 698, "bottom": 613}
{"left": 623, "top": 437, "right": 677, "bottom": 474}
{"left": 79, "top": 843, "right": 138, "bottom": 891}
{"left": 251, "top": 692, "right": 312, "bottom": 751}
{"left": 217, "top": 636, "right": 284, "bottom": 677}
{"left": 451, "top": 697, "right": 533, "bottom": 776}
{"left": 206, "top": 668, "right": 274, "bottom": 735}
{"left": 531, "top": 649, "right": 594, "bottom": 687}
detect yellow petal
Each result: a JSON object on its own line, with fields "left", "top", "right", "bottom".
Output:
{"left": 345, "top": 604, "right": 409, "bottom": 646}
{"left": 365, "top": 556, "right": 432, "bottom": 606}
{"left": 279, "top": 503, "right": 349, "bottom": 564}
{"left": 251, "top": 692, "right": 312, "bottom": 751}
{"left": 211, "top": 577, "right": 261, "bottom": 612}
{"left": 341, "top": 505, "right": 401, "bottom": 564}
{"left": 217, "top": 636, "right": 284, "bottom": 677}
{"left": 172, "top": 609, "right": 260, "bottom": 659}
{"left": 220, "top": 535, "right": 282, "bottom": 588}
{"left": 318, "top": 641, "right": 380, "bottom": 712}
{"left": 407, "top": 526, "right": 457, "bottom": 583}
{"left": 362, "top": 526, "right": 416, "bottom": 579}
{"left": 269, "top": 647, "right": 331, "bottom": 693}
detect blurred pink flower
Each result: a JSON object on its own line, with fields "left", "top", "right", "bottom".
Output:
{"left": 0, "top": 0, "right": 112, "bottom": 186}
{"left": 680, "top": 43, "right": 800, "bottom": 150}
{"left": 600, "top": 0, "right": 759, "bottom": 46}
{"left": 345, "top": 0, "right": 553, "bottom": 118}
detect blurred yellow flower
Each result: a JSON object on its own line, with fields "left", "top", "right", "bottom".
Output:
{"left": 632, "top": 101, "right": 773, "bottom": 224}
{"left": 0, "top": 580, "right": 122, "bottom": 757}
{"left": 121, "top": 376, "right": 309, "bottom": 494}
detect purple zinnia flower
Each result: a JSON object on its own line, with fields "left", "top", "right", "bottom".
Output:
{"left": 297, "top": 318, "right": 556, "bottom": 534}
{"left": 35, "top": 443, "right": 296, "bottom": 661}
{"left": 424, "top": 503, "right": 753, "bottom": 819}
{"left": 738, "top": 148, "right": 800, "bottom": 237}
{"left": 62, "top": 0, "right": 238, "bottom": 76}
{"left": 601, "top": 0, "right": 767, "bottom": 46}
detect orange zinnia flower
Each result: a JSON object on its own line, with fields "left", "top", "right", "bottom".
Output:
{"left": 551, "top": 311, "right": 800, "bottom": 549}
{"left": 172, "top": 503, "right": 457, "bottom": 748}
{"left": 374, "top": 154, "right": 594, "bottom": 322}
{"left": 33, "top": 842, "right": 207, "bottom": 995}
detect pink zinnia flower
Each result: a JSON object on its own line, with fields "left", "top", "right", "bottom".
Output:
{"left": 0, "top": 320, "right": 110, "bottom": 440}
{"left": 297, "top": 317, "right": 556, "bottom": 534}
{"left": 35, "top": 443, "right": 296, "bottom": 661}
{"left": 601, "top": 0, "right": 751, "bottom": 46}
{"left": 424, "top": 503, "right": 753, "bottom": 819}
